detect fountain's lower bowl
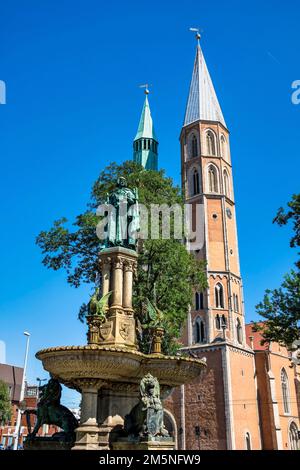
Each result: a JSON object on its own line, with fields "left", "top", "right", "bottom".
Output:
{"left": 36, "top": 345, "right": 206, "bottom": 391}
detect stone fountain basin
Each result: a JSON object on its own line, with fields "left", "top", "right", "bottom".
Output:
{"left": 36, "top": 345, "right": 206, "bottom": 391}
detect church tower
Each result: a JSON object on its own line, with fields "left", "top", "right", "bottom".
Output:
{"left": 165, "top": 34, "right": 261, "bottom": 450}
{"left": 133, "top": 90, "right": 158, "bottom": 170}
{"left": 181, "top": 35, "right": 243, "bottom": 346}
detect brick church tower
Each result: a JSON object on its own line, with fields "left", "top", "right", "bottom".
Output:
{"left": 165, "top": 35, "right": 262, "bottom": 450}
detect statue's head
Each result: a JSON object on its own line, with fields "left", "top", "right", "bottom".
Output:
{"left": 117, "top": 177, "right": 126, "bottom": 188}
{"left": 140, "top": 373, "right": 160, "bottom": 399}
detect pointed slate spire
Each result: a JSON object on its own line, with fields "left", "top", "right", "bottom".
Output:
{"left": 133, "top": 92, "right": 158, "bottom": 171}
{"left": 184, "top": 43, "right": 226, "bottom": 128}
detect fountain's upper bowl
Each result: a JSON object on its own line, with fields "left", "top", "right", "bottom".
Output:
{"left": 36, "top": 345, "right": 206, "bottom": 391}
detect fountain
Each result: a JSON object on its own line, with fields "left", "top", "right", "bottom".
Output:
{"left": 33, "top": 178, "right": 206, "bottom": 450}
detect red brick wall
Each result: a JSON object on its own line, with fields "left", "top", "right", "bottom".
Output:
{"left": 165, "top": 348, "right": 227, "bottom": 449}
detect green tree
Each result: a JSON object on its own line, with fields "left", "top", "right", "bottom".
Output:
{"left": 37, "top": 161, "right": 207, "bottom": 353}
{"left": 0, "top": 380, "right": 11, "bottom": 426}
{"left": 254, "top": 194, "right": 300, "bottom": 346}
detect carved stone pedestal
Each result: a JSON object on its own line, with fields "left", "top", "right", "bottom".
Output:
{"left": 98, "top": 247, "right": 138, "bottom": 350}
{"left": 72, "top": 418, "right": 99, "bottom": 450}
{"left": 112, "top": 438, "right": 175, "bottom": 451}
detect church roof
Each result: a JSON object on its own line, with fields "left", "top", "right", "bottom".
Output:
{"left": 134, "top": 95, "right": 157, "bottom": 141}
{"left": 184, "top": 43, "right": 226, "bottom": 128}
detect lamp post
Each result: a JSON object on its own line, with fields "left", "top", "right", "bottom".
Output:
{"left": 13, "top": 331, "right": 30, "bottom": 450}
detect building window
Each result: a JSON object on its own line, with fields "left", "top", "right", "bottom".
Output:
{"left": 223, "top": 170, "right": 230, "bottom": 198}
{"left": 208, "top": 165, "right": 218, "bottom": 193}
{"left": 233, "top": 294, "right": 239, "bottom": 313}
{"left": 194, "top": 317, "right": 205, "bottom": 344}
{"left": 289, "top": 422, "right": 300, "bottom": 450}
{"left": 281, "top": 368, "right": 291, "bottom": 414}
{"left": 206, "top": 130, "right": 216, "bottom": 155}
{"left": 215, "top": 283, "right": 224, "bottom": 308}
{"left": 195, "top": 292, "right": 204, "bottom": 310}
{"left": 191, "top": 134, "right": 198, "bottom": 158}
{"left": 193, "top": 169, "right": 200, "bottom": 195}
{"left": 245, "top": 432, "right": 251, "bottom": 450}
{"left": 215, "top": 314, "right": 221, "bottom": 330}
{"left": 220, "top": 135, "right": 227, "bottom": 160}
{"left": 221, "top": 314, "right": 227, "bottom": 328}
{"left": 236, "top": 318, "right": 243, "bottom": 344}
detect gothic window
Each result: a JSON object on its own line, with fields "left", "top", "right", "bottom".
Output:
{"left": 236, "top": 318, "right": 243, "bottom": 344}
{"left": 215, "top": 314, "right": 221, "bottom": 330}
{"left": 281, "top": 368, "right": 290, "bottom": 414}
{"left": 206, "top": 130, "right": 216, "bottom": 156}
{"left": 220, "top": 135, "right": 227, "bottom": 160}
{"left": 289, "top": 422, "right": 300, "bottom": 450}
{"left": 208, "top": 165, "right": 218, "bottom": 193}
{"left": 245, "top": 432, "right": 251, "bottom": 450}
{"left": 195, "top": 292, "right": 204, "bottom": 310}
{"left": 194, "top": 317, "right": 205, "bottom": 343}
{"left": 233, "top": 294, "right": 239, "bottom": 313}
{"left": 221, "top": 314, "right": 227, "bottom": 328}
{"left": 215, "top": 283, "right": 224, "bottom": 309}
{"left": 193, "top": 169, "right": 200, "bottom": 195}
{"left": 191, "top": 134, "right": 198, "bottom": 158}
{"left": 223, "top": 170, "right": 230, "bottom": 198}
{"left": 235, "top": 294, "right": 239, "bottom": 313}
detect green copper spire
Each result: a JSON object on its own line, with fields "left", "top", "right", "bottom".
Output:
{"left": 133, "top": 92, "right": 158, "bottom": 171}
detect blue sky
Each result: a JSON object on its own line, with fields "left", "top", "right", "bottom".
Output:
{"left": 0, "top": 0, "right": 299, "bottom": 406}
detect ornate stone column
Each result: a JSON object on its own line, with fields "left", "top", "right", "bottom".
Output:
{"left": 123, "top": 260, "right": 135, "bottom": 311}
{"left": 72, "top": 380, "right": 105, "bottom": 451}
{"left": 111, "top": 257, "right": 123, "bottom": 308}
{"left": 98, "top": 247, "right": 138, "bottom": 349}
{"left": 101, "top": 257, "right": 111, "bottom": 297}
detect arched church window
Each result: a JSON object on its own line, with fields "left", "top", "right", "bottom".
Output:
{"left": 208, "top": 165, "right": 218, "bottom": 193}
{"left": 245, "top": 432, "right": 251, "bottom": 450}
{"left": 235, "top": 294, "right": 239, "bottom": 313}
{"left": 221, "top": 314, "right": 227, "bottom": 328}
{"left": 194, "top": 317, "right": 205, "bottom": 344}
{"left": 193, "top": 169, "right": 200, "bottom": 195}
{"left": 223, "top": 170, "right": 230, "bottom": 198}
{"left": 236, "top": 318, "right": 243, "bottom": 344}
{"left": 215, "top": 283, "right": 224, "bottom": 309}
{"left": 215, "top": 314, "right": 221, "bottom": 330}
{"left": 281, "top": 368, "right": 290, "bottom": 414}
{"left": 289, "top": 422, "right": 300, "bottom": 450}
{"left": 195, "top": 292, "right": 204, "bottom": 310}
{"left": 220, "top": 135, "right": 227, "bottom": 160}
{"left": 206, "top": 130, "right": 216, "bottom": 156}
{"left": 191, "top": 134, "right": 198, "bottom": 158}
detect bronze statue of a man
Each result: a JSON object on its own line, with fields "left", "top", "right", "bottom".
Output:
{"left": 104, "top": 177, "right": 139, "bottom": 250}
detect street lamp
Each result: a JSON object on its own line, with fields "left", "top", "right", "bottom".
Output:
{"left": 13, "top": 331, "right": 30, "bottom": 450}
{"left": 36, "top": 377, "right": 47, "bottom": 388}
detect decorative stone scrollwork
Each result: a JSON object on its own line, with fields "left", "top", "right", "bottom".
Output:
{"left": 113, "top": 257, "right": 124, "bottom": 270}
{"left": 119, "top": 321, "right": 131, "bottom": 340}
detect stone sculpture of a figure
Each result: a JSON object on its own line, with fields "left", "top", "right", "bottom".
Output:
{"left": 124, "top": 373, "right": 169, "bottom": 439}
{"left": 104, "top": 177, "right": 139, "bottom": 250}
{"left": 27, "top": 378, "right": 78, "bottom": 442}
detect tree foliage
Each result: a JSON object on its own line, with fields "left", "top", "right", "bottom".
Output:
{"left": 0, "top": 380, "right": 11, "bottom": 426}
{"left": 37, "top": 161, "right": 207, "bottom": 354}
{"left": 254, "top": 193, "right": 300, "bottom": 346}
